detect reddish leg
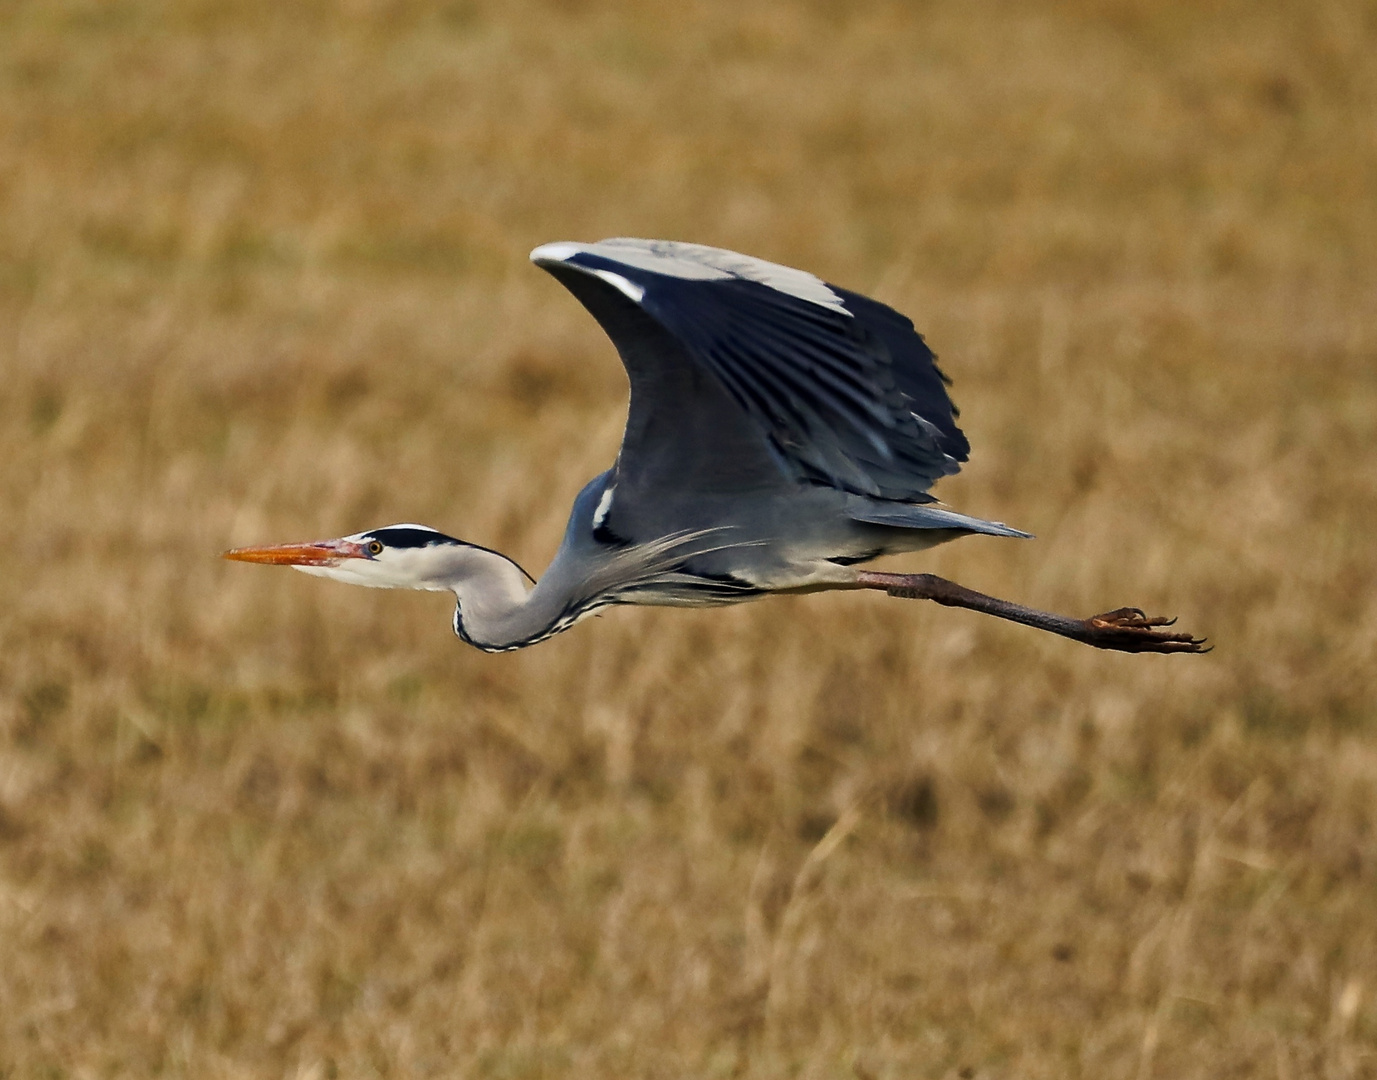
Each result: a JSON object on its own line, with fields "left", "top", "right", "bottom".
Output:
{"left": 855, "top": 571, "right": 1208, "bottom": 654}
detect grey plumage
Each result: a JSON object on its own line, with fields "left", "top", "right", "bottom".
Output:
{"left": 225, "top": 238, "right": 1207, "bottom": 656}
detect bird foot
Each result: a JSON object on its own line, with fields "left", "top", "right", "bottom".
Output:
{"left": 1081, "top": 607, "right": 1209, "bottom": 654}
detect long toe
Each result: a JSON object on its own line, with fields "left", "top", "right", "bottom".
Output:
{"left": 1090, "top": 609, "right": 1177, "bottom": 629}
{"left": 1095, "top": 606, "right": 1148, "bottom": 623}
{"left": 1083, "top": 610, "right": 1209, "bottom": 654}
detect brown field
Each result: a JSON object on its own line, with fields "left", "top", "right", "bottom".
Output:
{"left": 3, "top": 0, "right": 1376, "bottom": 1076}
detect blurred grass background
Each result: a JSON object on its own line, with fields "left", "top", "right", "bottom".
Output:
{"left": 2, "top": 0, "right": 1376, "bottom": 1076}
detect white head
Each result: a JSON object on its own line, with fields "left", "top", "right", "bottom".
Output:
{"left": 223, "top": 523, "right": 533, "bottom": 596}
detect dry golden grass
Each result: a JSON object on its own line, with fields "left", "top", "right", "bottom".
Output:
{"left": 3, "top": 0, "right": 1376, "bottom": 1076}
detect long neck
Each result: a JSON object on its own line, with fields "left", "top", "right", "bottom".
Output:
{"left": 440, "top": 546, "right": 574, "bottom": 652}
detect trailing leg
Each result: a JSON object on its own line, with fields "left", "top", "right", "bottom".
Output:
{"left": 854, "top": 571, "right": 1207, "bottom": 654}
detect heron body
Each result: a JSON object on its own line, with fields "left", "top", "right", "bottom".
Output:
{"left": 227, "top": 239, "right": 1205, "bottom": 655}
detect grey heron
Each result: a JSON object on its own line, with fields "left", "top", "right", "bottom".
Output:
{"left": 225, "top": 238, "right": 1206, "bottom": 655}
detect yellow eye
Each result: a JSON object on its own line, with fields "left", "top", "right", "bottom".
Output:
{"left": 367, "top": 540, "right": 384, "bottom": 556}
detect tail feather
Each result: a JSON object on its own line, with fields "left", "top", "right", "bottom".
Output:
{"left": 846, "top": 498, "right": 1033, "bottom": 539}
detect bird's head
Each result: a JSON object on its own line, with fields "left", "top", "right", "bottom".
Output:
{"left": 223, "top": 524, "right": 514, "bottom": 593}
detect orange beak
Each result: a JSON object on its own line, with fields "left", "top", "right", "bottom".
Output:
{"left": 222, "top": 539, "right": 371, "bottom": 566}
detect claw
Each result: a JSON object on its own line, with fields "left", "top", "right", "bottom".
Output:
{"left": 1093, "top": 607, "right": 1146, "bottom": 623}
{"left": 1082, "top": 609, "right": 1209, "bottom": 654}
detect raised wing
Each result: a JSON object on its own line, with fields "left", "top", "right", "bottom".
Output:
{"left": 531, "top": 238, "right": 970, "bottom": 520}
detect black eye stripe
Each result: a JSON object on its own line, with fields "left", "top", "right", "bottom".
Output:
{"left": 358, "top": 528, "right": 535, "bottom": 585}
{"left": 365, "top": 527, "right": 462, "bottom": 549}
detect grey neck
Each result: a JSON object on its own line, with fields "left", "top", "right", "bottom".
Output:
{"left": 441, "top": 546, "right": 576, "bottom": 652}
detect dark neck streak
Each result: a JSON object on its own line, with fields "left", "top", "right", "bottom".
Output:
{"left": 449, "top": 555, "right": 606, "bottom": 653}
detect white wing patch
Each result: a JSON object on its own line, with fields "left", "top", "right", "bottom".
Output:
{"left": 591, "top": 484, "right": 615, "bottom": 529}
{"left": 588, "top": 268, "right": 645, "bottom": 303}
{"left": 531, "top": 238, "right": 850, "bottom": 317}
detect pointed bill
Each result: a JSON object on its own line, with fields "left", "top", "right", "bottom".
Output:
{"left": 222, "top": 539, "right": 370, "bottom": 566}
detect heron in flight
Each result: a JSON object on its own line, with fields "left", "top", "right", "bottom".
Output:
{"left": 225, "top": 238, "right": 1205, "bottom": 655}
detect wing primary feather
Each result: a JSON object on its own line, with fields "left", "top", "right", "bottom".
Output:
{"left": 713, "top": 338, "right": 885, "bottom": 434}
{"left": 711, "top": 340, "right": 870, "bottom": 443}
{"left": 725, "top": 316, "right": 890, "bottom": 414}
